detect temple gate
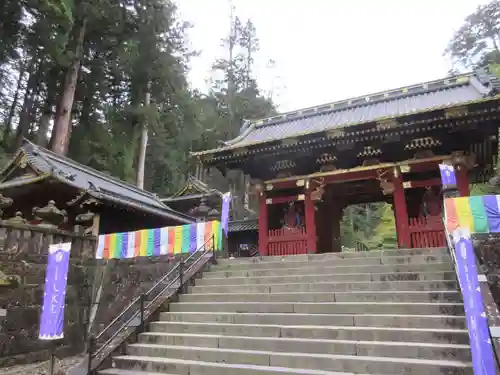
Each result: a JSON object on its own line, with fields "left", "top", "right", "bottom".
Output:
{"left": 193, "top": 71, "right": 500, "bottom": 255}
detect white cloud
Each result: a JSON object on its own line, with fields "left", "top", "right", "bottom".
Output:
{"left": 177, "top": 0, "right": 487, "bottom": 112}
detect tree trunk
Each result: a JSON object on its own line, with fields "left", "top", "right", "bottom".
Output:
{"left": 14, "top": 59, "right": 41, "bottom": 150}
{"left": 51, "top": 17, "right": 87, "bottom": 155}
{"left": 3, "top": 59, "right": 28, "bottom": 149}
{"left": 136, "top": 82, "right": 151, "bottom": 189}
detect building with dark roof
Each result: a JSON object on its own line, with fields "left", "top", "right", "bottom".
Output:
{"left": 0, "top": 140, "right": 194, "bottom": 234}
{"left": 192, "top": 70, "right": 500, "bottom": 256}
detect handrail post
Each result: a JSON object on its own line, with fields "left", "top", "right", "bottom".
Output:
{"left": 178, "top": 259, "right": 184, "bottom": 294}
{"left": 139, "top": 294, "right": 145, "bottom": 333}
{"left": 211, "top": 234, "right": 217, "bottom": 265}
{"left": 87, "top": 336, "right": 94, "bottom": 374}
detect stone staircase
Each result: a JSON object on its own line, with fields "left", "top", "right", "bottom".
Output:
{"left": 98, "top": 247, "right": 472, "bottom": 375}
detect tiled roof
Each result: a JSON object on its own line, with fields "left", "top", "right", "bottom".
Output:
{"left": 193, "top": 72, "right": 497, "bottom": 155}
{"left": 228, "top": 219, "right": 258, "bottom": 232}
{"left": 162, "top": 175, "right": 221, "bottom": 202}
{"left": 11, "top": 140, "right": 194, "bottom": 224}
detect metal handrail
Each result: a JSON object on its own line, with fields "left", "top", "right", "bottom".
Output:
{"left": 87, "top": 235, "right": 216, "bottom": 372}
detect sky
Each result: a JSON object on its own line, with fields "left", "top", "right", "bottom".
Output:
{"left": 177, "top": 0, "right": 486, "bottom": 113}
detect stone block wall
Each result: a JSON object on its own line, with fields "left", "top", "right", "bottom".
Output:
{"left": 0, "top": 223, "right": 96, "bottom": 367}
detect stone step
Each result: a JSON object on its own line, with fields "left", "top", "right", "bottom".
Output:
{"left": 190, "top": 279, "right": 459, "bottom": 294}
{"left": 137, "top": 332, "right": 471, "bottom": 360}
{"left": 108, "top": 351, "right": 472, "bottom": 375}
{"left": 148, "top": 321, "right": 469, "bottom": 344}
{"left": 211, "top": 254, "right": 451, "bottom": 272}
{"left": 203, "top": 262, "right": 453, "bottom": 279}
{"left": 99, "top": 370, "right": 175, "bottom": 375}
{"left": 179, "top": 290, "right": 461, "bottom": 303}
{"left": 158, "top": 312, "right": 467, "bottom": 329}
{"left": 197, "top": 270, "right": 457, "bottom": 286}
{"left": 169, "top": 301, "right": 464, "bottom": 315}
{"left": 215, "top": 247, "right": 448, "bottom": 265}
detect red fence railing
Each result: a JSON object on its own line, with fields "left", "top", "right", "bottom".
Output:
{"left": 267, "top": 227, "right": 308, "bottom": 256}
{"left": 408, "top": 216, "right": 446, "bottom": 248}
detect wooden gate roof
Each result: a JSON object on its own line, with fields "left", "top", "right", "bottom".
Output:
{"left": 193, "top": 70, "right": 500, "bottom": 158}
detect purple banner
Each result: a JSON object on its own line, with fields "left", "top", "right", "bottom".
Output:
{"left": 452, "top": 229, "right": 496, "bottom": 375}
{"left": 39, "top": 243, "right": 71, "bottom": 340}
{"left": 221, "top": 192, "right": 231, "bottom": 236}
{"left": 439, "top": 164, "right": 457, "bottom": 186}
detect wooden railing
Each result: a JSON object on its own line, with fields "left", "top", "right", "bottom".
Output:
{"left": 408, "top": 216, "right": 446, "bottom": 248}
{"left": 267, "top": 227, "right": 308, "bottom": 256}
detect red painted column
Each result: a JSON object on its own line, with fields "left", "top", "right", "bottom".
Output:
{"left": 455, "top": 166, "right": 470, "bottom": 197}
{"left": 392, "top": 168, "right": 411, "bottom": 248}
{"left": 304, "top": 184, "right": 317, "bottom": 254}
{"left": 258, "top": 193, "right": 269, "bottom": 256}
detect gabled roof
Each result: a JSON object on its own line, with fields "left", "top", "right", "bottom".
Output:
{"left": 162, "top": 175, "right": 222, "bottom": 203}
{"left": 0, "top": 140, "right": 194, "bottom": 224}
{"left": 193, "top": 71, "right": 500, "bottom": 156}
{"left": 228, "top": 219, "right": 258, "bottom": 233}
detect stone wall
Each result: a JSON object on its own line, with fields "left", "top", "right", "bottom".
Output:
{"left": 90, "top": 254, "right": 183, "bottom": 338}
{"left": 0, "top": 221, "right": 196, "bottom": 369}
{"left": 0, "top": 222, "right": 96, "bottom": 367}
{"left": 473, "top": 234, "right": 500, "bottom": 310}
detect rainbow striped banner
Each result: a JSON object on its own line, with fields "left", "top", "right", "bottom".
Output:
{"left": 95, "top": 220, "right": 222, "bottom": 260}
{"left": 444, "top": 195, "right": 500, "bottom": 234}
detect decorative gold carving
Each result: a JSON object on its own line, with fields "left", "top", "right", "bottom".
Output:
{"left": 452, "top": 151, "right": 476, "bottom": 170}
{"left": 357, "top": 146, "right": 382, "bottom": 158}
{"left": 445, "top": 106, "right": 468, "bottom": 119}
{"left": 265, "top": 184, "right": 274, "bottom": 191}
{"left": 310, "top": 179, "right": 325, "bottom": 201}
{"left": 380, "top": 180, "right": 394, "bottom": 195}
{"left": 296, "top": 179, "right": 305, "bottom": 187}
{"left": 33, "top": 200, "right": 67, "bottom": 228}
{"left": 297, "top": 194, "right": 305, "bottom": 201}
{"left": 376, "top": 119, "right": 398, "bottom": 130}
{"left": 252, "top": 181, "right": 264, "bottom": 194}
{"left": 326, "top": 128, "right": 345, "bottom": 138}
{"left": 316, "top": 153, "right": 337, "bottom": 164}
{"left": 400, "top": 165, "right": 411, "bottom": 173}
{"left": 404, "top": 137, "right": 442, "bottom": 150}
{"left": 266, "top": 198, "right": 273, "bottom": 204}
{"left": 403, "top": 181, "right": 412, "bottom": 188}
{"left": 270, "top": 159, "right": 296, "bottom": 172}
{"left": 393, "top": 167, "right": 400, "bottom": 178}
{"left": 281, "top": 138, "right": 298, "bottom": 146}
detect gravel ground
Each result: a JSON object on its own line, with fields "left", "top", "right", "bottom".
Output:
{"left": 0, "top": 355, "right": 85, "bottom": 375}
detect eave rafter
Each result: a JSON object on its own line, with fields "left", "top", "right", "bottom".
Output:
{"left": 196, "top": 96, "right": 500, "bottom": 165}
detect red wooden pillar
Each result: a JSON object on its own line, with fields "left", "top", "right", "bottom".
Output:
{"left": 392, "top": 167, "right": 411, "bottom": 248}
{"left": 258, "top": 193, "right": 269, "bottom": 256}
{"left": 455, "top": 166, "right": 470, "bottom": 197}
{"left": 304, "top": 183, "right": 317, "bottom": 254}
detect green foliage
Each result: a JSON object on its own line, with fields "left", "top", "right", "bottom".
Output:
{"left": 0, "top": 0, "right": 276, "bottom": 199}
{"left": 445, "top": 0, "right": 500, "bottom": 69}
{"left": 340, "top": 203, "right": 397, "bottom": 250}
